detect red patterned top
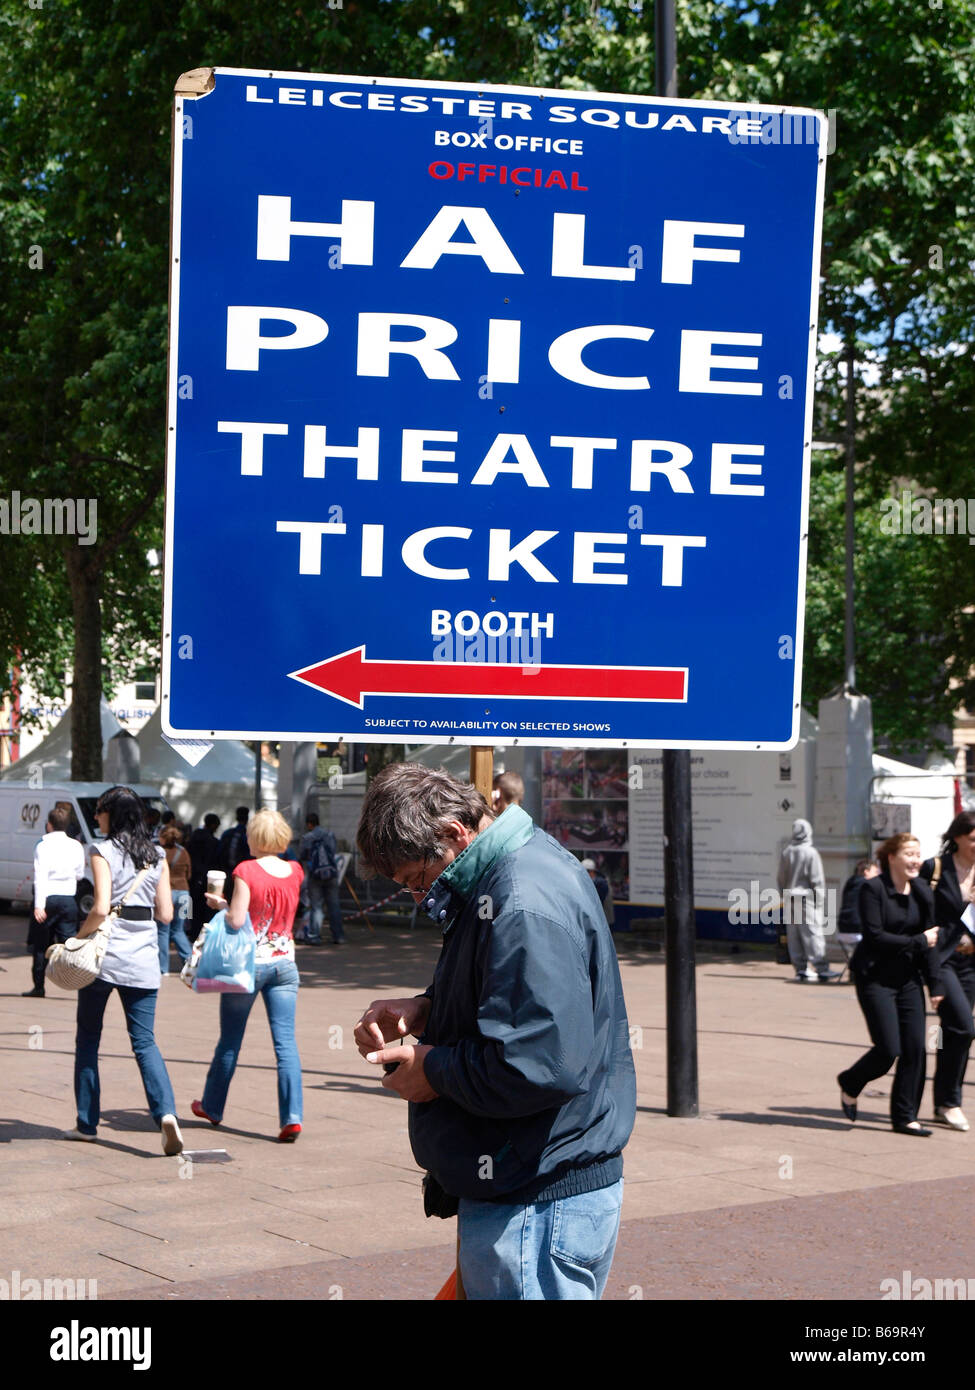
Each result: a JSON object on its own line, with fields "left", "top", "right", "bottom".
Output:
{"left": 233, "top": 858, "right": 303, "bottom": 963}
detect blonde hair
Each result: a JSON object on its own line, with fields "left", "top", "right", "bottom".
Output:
{"left": 247, "top": 808, "right": 293, "bottom": 856}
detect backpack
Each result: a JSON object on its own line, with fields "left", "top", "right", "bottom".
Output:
{"left": 308, "top": 830, "right": 338, "bottom": 882}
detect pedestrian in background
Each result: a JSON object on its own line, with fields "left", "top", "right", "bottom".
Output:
{"left": 581, "top": 856, "right": 615, "bottom": 927}
{"left": 24, "top": 806, "right": 85, "bottom": 998}
{"left": 921, "top": 811, "right": 975, "bottom": 1132}
{"left": 838, "top": 858, "right": 880, "bottom": 934}
{"left": 298, "top": 812, "right": 344, "bottom": 945}
{"left": 219, "top": 806, "right": 252, "bottom": 878}
{"left": 157, "top": 824, "right": 193, "bottom": 974}
{"left": 492, "top": 770, "right": 524, "bottom": 812}
{"left": 837, "top": 833, "right": 942, "bottom": 1137}
{"left": 777, "top": 819, "right": 839, "bottom": 982}
{"left": 65, "top": 786, "right": 183, "bottom": 1155}
{"left": 194, "top": 809, "right": 304, "bottom": 1142}
{"left": 186, "top": 813, "right": 222, "bottom": 940}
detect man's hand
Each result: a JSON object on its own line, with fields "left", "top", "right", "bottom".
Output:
{"left": 957, "top": 934, "right": 975, "bottom": 956}
{"left": 34, "top": 908, "right": 46, "bottom": 924}
{"left": 366, "top": 1044, "right": 437, "bottom": 1102}
{"left": 354, "top": 996, "right": 431, "bottom": 1058}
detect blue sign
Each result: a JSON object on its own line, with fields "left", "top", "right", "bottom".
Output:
{"left": 164, "top": 69, "right": 826, "bottom": 748}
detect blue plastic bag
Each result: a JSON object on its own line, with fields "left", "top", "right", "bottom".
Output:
{"left": 193, "top": 910, "right": 256, "bottom": 993}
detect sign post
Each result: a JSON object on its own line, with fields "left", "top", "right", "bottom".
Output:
{"left": 656, "top": 0, "right": 699, "bottom": 1117}
{"left": 164, "top": 67, "right": 826, "bottom": 754}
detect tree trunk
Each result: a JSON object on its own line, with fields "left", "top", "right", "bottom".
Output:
{"left": 65, "top": 546, "right": 103, "bottom": 781}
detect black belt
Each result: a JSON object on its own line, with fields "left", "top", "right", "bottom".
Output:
{"left": 116, "top": 906, "right": 154, "bottom": 921}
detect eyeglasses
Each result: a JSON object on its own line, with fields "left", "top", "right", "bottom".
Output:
{"left": 393, "top": 856, "right": 435, "bottom": 897}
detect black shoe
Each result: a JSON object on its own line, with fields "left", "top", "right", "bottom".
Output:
{"left": 893, "top": 1123, "right": 933, "bottom": 1137}
{"left": 817, "top": 970, "right": 842, "bottom": 983}
{"left": 837, "top": 1076, "right": 857, "bottom": 1121}
{"left": 21, "top": 988, "right": 45, "bottom": 998}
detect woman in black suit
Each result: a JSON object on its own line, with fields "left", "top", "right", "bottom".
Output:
{"left": 921, "top": 811, "right": 975, "bottom": 1131}
{"left": 837, "top": 833, "right": 943, "bottom": 1135}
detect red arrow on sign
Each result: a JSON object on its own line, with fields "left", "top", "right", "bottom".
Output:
{"left": 288, "top": 646, "right": 687, "bottom": 710}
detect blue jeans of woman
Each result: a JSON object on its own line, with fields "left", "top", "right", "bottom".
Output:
{"left": 157, "top": 890, "right": 193, "bottom": 971}
{"left": 457, "top": 1178, "right": 624, "bottom": 1300}
{"left": 74, "top": 980, "right": 176, "bottom": 1135}
{"left": 201, "top": 958, "right": 302, "bottom": 1127}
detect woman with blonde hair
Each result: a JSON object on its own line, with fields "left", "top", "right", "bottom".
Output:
{"left": 193, "top": 808, "right": 305, "bottom": 1142}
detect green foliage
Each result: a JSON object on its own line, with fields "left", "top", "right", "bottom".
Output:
{"left": 0, "top": 0, "right": 972, "bottom": 760}
{"left": 804, "top": 448, "right": 962, "bottom": 753}
{"left": 687, "top": 0, "right": 975, "bottom": 749}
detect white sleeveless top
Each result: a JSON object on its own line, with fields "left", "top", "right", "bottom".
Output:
{"left": 93, "top": 840, "right": 165, "bottom": 989}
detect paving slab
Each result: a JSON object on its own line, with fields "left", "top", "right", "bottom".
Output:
{"left": 3, "top": 914, "right": 975, "bottom": 1306}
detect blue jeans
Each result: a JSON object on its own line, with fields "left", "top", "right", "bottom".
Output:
{"left": 457, "top": 1178, "right": 623, "bottom": 1300}
{"left": 306, "top": 877, "right": 344, "bottom": 943}
{"left": 201, "top": 959, "right": 302, "bottom": 1127}
{"left": 157, "top": 891, "right": 193, "bottom": 970}
{"left": 74, "top": 980, "right": 176, "bottom": 1135}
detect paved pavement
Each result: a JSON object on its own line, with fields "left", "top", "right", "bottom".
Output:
{"left": 2, "top": 911, "right": 974, "bottom": 1302}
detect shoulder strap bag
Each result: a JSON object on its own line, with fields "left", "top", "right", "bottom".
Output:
{"left": 45, "top": 865, "right": 152, "bottom": 991}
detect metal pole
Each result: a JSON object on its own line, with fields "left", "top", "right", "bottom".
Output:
{"left": 655, "top": 0, "right": 678, "bottom": 99}
{"left": 844, "top": 326, "right": 856, "bottom": 690}
{"left": 663, "top": 748, "right": 698, "bottom": 1114}
{"left": 255, "top": 741, "right": 262, "bottom": 811}
{"left": 657, "top": 0, "right": 698, "bottom": 1116}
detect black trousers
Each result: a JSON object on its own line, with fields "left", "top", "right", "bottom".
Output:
{"left": 933, "top": 955, "right": 975, "bottom": 1109}
{"left": 187, "top": 886, "right": 216, "bottom": 943}
{"left": 29, "top": 895, "right": 79, "bottom": 991}
{"left": 839, "top": 969, "right": 927, "bottom": 1127}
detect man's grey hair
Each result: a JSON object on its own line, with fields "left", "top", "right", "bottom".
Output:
{"left": 356, "top": 763, "right": 492, "bottom": 879}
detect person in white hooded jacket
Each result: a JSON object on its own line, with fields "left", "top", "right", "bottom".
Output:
{"left": 777, "top": 819, "right": 839, "bottom": 983}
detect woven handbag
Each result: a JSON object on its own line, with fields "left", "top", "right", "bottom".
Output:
{"left": 45, "top": 866, "right": 151, "bottom": 991}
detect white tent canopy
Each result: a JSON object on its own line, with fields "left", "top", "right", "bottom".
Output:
{"left": 136, "top": 707, "right": 277, "bottom": 829}
{"left": 0, "top": 700, "right": 278, "bottom": 833}
{"left": 0, "top": 697, "right": 123, "bottom": 781}
{"left": 871, "top": 752, "right": 956, "bottom": 859}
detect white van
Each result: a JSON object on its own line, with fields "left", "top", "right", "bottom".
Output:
{"left": 0, "top": 783, "right": 169, "bottom": 912}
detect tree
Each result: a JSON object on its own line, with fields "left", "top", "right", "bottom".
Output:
{"left": 2, "top": 0, "right": 972, "bottom": 766}
{"left": 684, "top": 0, "right": 975, "bottom": 749}
{"left": 0, "top": 0, "right": 446, "bottom": 775}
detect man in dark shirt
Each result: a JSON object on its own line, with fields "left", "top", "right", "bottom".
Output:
{"left": 353, "top": 764, "right": 635, "bottom": 1301}
{"left": 186, "top": 813, "right": 222, "bottom": 940}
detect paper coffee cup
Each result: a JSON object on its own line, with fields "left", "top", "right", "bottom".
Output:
{"left": 207, "top": 870, "right": 226, "bottom": 896}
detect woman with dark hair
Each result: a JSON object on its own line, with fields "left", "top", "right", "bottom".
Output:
{"left": 63, "top": 786, "right": 183, "bottom": 1155}
{"left": 837, "top": 833, "right": 943, "bottom": 1136}
{"left": 921, "top": 811, "right": 975, "bottom": 1131}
